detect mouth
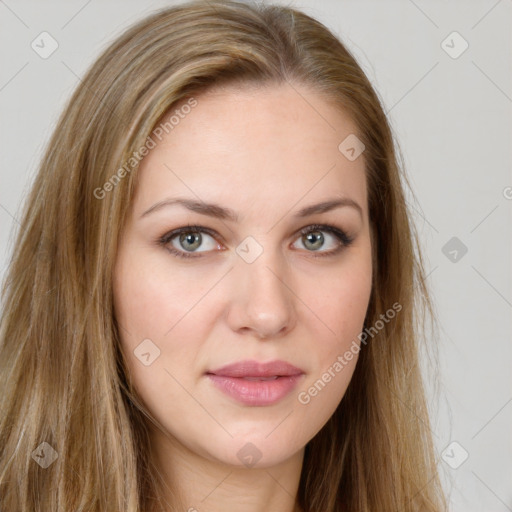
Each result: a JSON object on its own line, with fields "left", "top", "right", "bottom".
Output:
{"left": 206, "top": 360, "right": 305, "bottom": 406}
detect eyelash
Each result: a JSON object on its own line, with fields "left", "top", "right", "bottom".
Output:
{"left": 157, "top": 223, "right": 354, "bottom": 260}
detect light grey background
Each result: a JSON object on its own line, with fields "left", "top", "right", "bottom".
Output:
{"left": 1, "top": 0, "right": 511, "bottom": 510}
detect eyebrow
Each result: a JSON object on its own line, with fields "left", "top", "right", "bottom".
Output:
{"left": 140, "top": 196, "right": 363, "bottom": 221}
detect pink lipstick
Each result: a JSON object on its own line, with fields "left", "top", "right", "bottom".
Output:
{"left": 206, "top": 360, "right": 304, "bottom": 406}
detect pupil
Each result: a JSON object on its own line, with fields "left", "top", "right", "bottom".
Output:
{"left": 305, "top": 231, "right": 323, "bottom": 250}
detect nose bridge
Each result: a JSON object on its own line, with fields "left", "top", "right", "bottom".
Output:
{"left": 229, "top": 234, "right": 296, "bottom": 337}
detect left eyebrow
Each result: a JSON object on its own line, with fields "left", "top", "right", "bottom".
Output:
{"left": 139, "top": 196, "right": 363, "bottom": 221}
{"left": 294, "top": 198, "right": 363, "bottom": 219}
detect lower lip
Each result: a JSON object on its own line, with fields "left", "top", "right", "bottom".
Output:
{"left": 206, "top": 374, "right": 303, "bottom": 406}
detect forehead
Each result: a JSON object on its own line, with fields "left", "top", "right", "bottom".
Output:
{"left": 133, "top": 82, "right": 367, "bottom": 219}
{"left": 168, "top": 81, "right": 361, "bottom": 152}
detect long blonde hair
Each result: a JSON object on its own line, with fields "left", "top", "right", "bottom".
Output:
{"left": 0, "top": 1, "right": 447, "bottom": 510}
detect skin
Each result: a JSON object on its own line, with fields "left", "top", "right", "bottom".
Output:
{"left": 113, "top": 81, "right": 373, "bottom": 512}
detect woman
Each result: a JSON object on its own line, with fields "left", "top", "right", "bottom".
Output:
{"left": 0, "top": 1, "right": 447, "bottom": 510}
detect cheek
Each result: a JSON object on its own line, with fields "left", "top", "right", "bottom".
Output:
{"left": 308, "top": 256, "right": 372, "bottom": 348}
{"left": 112, "top": 251, "right": 209, "bottom": 421}
{"left": 298, "top": 253, "right": 372, "bottom": 408}
{"left": 112, "top": 249, "right": 219, "bottom": 397}
{"left": 295, "top": 270, "right": 371, "bottom": 429}
{"left": 331, "top": 276, "right": 371, "bottom": 344}
{"left": 113, "top": 250, "right": 211, "bottom": 341}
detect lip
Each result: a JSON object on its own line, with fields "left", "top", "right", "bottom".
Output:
{"left": 206, "top": 360, "right": 305, "bottom": 406}
{"left": 208, "top": 360, "right": 304, "bottom": 378}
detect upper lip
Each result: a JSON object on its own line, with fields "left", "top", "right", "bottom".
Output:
{"left": 207, "top": 360, "right": 304, "bottom": 378}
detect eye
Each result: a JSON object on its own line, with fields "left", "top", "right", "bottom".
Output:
{"left": 291, "top": 224, "right": 354, "bottom": 258}
{"left": 158, "top": 225, "right": 223, "bottom": 259}
{"left": 157, "top": 223, "right": 354, "bottom": 259}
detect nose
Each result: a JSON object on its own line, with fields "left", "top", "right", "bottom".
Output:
{"left": 226, "top": 243, "right": 297, "bottom": 339}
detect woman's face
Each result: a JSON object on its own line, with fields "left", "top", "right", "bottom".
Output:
{"left": 113, "top": 82, "right": 372, "bottom": 469}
